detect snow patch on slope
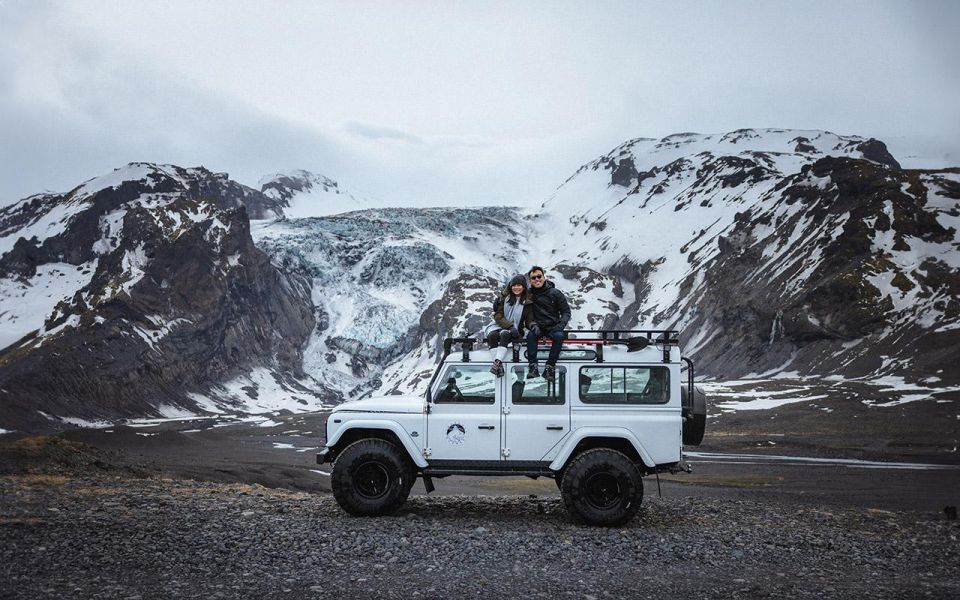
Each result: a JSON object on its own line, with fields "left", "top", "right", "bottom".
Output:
{"left": 0, "top": 261, "right": 97, "bottom": 349}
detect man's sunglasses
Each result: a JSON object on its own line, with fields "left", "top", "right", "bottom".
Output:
{"left": 530, "top": 274, "right": 544, "bottom": 280}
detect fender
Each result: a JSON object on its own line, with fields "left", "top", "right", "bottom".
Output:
{"left": 548, "top": 427, "right": 656, "bottom": 471}
{"left": 327, "top": 419, "right": 429, "bottom": 469}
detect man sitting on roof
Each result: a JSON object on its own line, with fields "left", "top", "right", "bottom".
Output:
{"left": 525, "top": 265, "right": 571, "bottom": 383}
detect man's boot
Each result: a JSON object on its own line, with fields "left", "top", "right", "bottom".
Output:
{"left": 543, "top": 364, "right": 556, "bottom": 383}
{"left": 527, "top": 363, "right": 540, "bottom": 379}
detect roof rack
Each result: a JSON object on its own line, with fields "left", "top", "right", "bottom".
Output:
{"left": 440, "top": 329, "right": 680, "bottom": 365}
{"left": 564, "top": 329, "right": 680, "bottom": 363}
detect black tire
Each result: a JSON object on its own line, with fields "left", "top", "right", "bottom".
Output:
{"left": 393, "top": 471, "right": 417, "bottom": 511}
{"left": 331, "top": 439, "right": 415, "bottom": 516}
{"left": 560, "top": 448, "right": 643, "bottom": 526}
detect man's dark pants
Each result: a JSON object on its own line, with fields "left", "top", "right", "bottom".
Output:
{"left": 526, "top": 329, "right": 564, "bottom": 366}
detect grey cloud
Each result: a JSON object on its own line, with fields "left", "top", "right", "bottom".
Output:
{"left": 1, "top": 0, "right": 958, "bottom": 208}
{"left": 345, "top": 121, "right": 423, "bottom": 144}
{"left": 0, "top": 33, "right": 352, "bottom": 203}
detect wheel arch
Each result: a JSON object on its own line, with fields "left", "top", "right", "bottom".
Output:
{"left": 549, "top": 429, "right": 655, "bottom": 473}
{"left": 326, "top": 421, "right": 427, "bottom": 469}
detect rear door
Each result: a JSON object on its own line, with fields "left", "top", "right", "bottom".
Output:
{"left": 502, "top": 365, "right": 570, "bottom": 461}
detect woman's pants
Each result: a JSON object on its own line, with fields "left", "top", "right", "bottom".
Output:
{"left": 486, "top": 329, "right": 515, "bottom": 362}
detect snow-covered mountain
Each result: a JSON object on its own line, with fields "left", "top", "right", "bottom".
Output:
{"left": 1, "top": 129, "right": 958, "bottom": 431}
{"left": 259, "top": 170, "right": 370, "bottom": 218}
{"left": 0, "top": 164, "right": 319, "bottom": 431}
{"left": 247, "top": 129, "right": 958, "bottom": 401}
{"left": 535, "top": 129, "right": 959, "bottom": 381}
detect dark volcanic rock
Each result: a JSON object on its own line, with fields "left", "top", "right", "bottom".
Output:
{"left": 854, "top": 138, "right": 902, "bottom": 170}
{"left": 671, "top": 157, "right": 959, "bottom": 381}
{"left": 609, "top": 157, "right": 639, "bottom": 187}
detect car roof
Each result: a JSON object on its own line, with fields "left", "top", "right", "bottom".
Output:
{"left": 441, "top": 343, "right": 680, "bottom": 365}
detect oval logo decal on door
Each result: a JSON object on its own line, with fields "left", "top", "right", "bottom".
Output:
{"left": 445, "top": 423, "right": 466, "bottom": 445}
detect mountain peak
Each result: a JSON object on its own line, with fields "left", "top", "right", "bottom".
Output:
{"left": 258, "top": 169, "right": 366, "bottom": 219}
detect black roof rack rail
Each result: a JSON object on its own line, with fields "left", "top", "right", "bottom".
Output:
{"left": 440, "top": 329, "right": 681, "bottom": 365}
{"left": 564, "top": 329, "right": 680, "bottom": 363}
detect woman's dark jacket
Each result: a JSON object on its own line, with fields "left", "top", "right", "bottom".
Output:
{"left": 527, "top": 280, "right": 571, "bottom": 332}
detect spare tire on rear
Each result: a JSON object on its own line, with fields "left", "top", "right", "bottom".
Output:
{"left": 680, "top": 384, "right": 707, "bottom": 446}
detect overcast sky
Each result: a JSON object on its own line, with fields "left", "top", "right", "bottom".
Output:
{"left": 1, "top": 0, "right": 958, "bottom": 207}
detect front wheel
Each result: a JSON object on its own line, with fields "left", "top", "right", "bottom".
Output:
{"left": 331, "top": 439, "right": 414, "bottom": 516}
{"left": 560, "top": 448, "right": 643, "bottom": 526}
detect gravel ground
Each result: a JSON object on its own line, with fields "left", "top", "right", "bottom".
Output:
{"left": 2, "top": 474, "right": 958, "bottom": 600}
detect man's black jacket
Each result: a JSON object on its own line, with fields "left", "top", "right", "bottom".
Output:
{"left": 527, "top": 280, "right": 571, "bottom": 332}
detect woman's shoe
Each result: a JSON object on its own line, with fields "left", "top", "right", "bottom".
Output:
{"left": 489, "top": 359, "right": 505, "bottom": 377}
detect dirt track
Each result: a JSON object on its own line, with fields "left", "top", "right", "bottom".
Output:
{"left": 20, "top": 407, "right": 956, "bottom": 515}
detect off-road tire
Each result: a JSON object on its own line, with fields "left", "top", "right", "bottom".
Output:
{"left": 331, "top": 439, "right": 415, "bottom": 516}
{"left": 560, "top": 448, "right": 643, "bottom": 526}
{"left": 393, "top": 471, "right": 417, "bottom": 511}
{"left": 554, "top": 465, "right": 566, "bottom": 490}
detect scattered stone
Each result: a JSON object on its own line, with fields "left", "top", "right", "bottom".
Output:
{"left": 1, "top": 475, "right": 957, "bottom": 599}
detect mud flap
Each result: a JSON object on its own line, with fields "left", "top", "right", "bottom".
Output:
{"left": 422, "top": 475, "right": 435, "bottom": 494}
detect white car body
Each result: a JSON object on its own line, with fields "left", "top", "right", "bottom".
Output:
{"left": 321, "top": 336, "right": 698, "bottom": 476}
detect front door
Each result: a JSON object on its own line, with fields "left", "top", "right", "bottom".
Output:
{"left": 427, "top": 364, "right": 502, "bottom": 461}
{"left": 502, "top": 365, "right": 570, "bottom": 461}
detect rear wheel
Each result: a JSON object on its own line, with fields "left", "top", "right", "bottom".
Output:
{"left": 331, "top": 439, "right": 415, "bottom": 516}
{"left": 560, "top": 448, "right": 643, "bottom": 526}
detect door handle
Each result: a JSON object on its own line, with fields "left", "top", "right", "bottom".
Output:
{"left": 478, "top": 425, "right": 495, "bottom": 430}
{"left": 546, "top": 425, "right": 564, "bottom": 431}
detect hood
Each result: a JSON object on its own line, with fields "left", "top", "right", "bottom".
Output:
{"left": 332, "top": 395, "right": 425, "bottom": 414}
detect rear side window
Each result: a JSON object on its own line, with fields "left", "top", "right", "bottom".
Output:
{"left": 578, "top": 366, "right": 669, "bottom": 404}
{"left": 523, "top": 348, "right": 597, "bottom": 361}
{"left": 510, "top": 366, "right": 565, "bottom": 405}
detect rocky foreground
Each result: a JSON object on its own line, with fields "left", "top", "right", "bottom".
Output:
{"left": 1, "top": 473, "right": 957, "bottom": 600}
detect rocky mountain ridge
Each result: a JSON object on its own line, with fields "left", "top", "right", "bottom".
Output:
{"left": 1, "top": 129, "right": 958, "bottom": 431}
{"left": 537, "top": 129, "right": 960, "bottom": 382}
{"left": 0, "top": 164, "right": 317, "bottom": 431}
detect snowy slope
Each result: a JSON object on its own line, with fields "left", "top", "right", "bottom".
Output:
{"left": 537, "top": 129, "right": 898, "bottom": 321}
{"left": 252, "top": 207, "right": 532, "bottom": 398}
{"left": 534, "top": 129, "right": 959, "bottom": 382}
{"left": 0, "top": 163, "right": 317, "bottom": 431}
{"left": 259, "top": 170, "right": 370, "bottom": 218}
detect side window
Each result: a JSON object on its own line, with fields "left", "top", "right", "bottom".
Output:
{"left": 579, "top": 366, "right": 669, "bottom": 404}
{"left": 434, "top": 366, "right": 496, "bottom": 404}
{"left": 510, "top": 367, "right": 565, "bottom": 405}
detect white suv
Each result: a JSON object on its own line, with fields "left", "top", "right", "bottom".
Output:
{"left": 317, "top": 330, "right": 706, "bottom": 526}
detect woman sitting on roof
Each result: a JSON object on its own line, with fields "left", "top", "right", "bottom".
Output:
{"left": 483, "top": 274, "right": 532, "bottom": 377}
